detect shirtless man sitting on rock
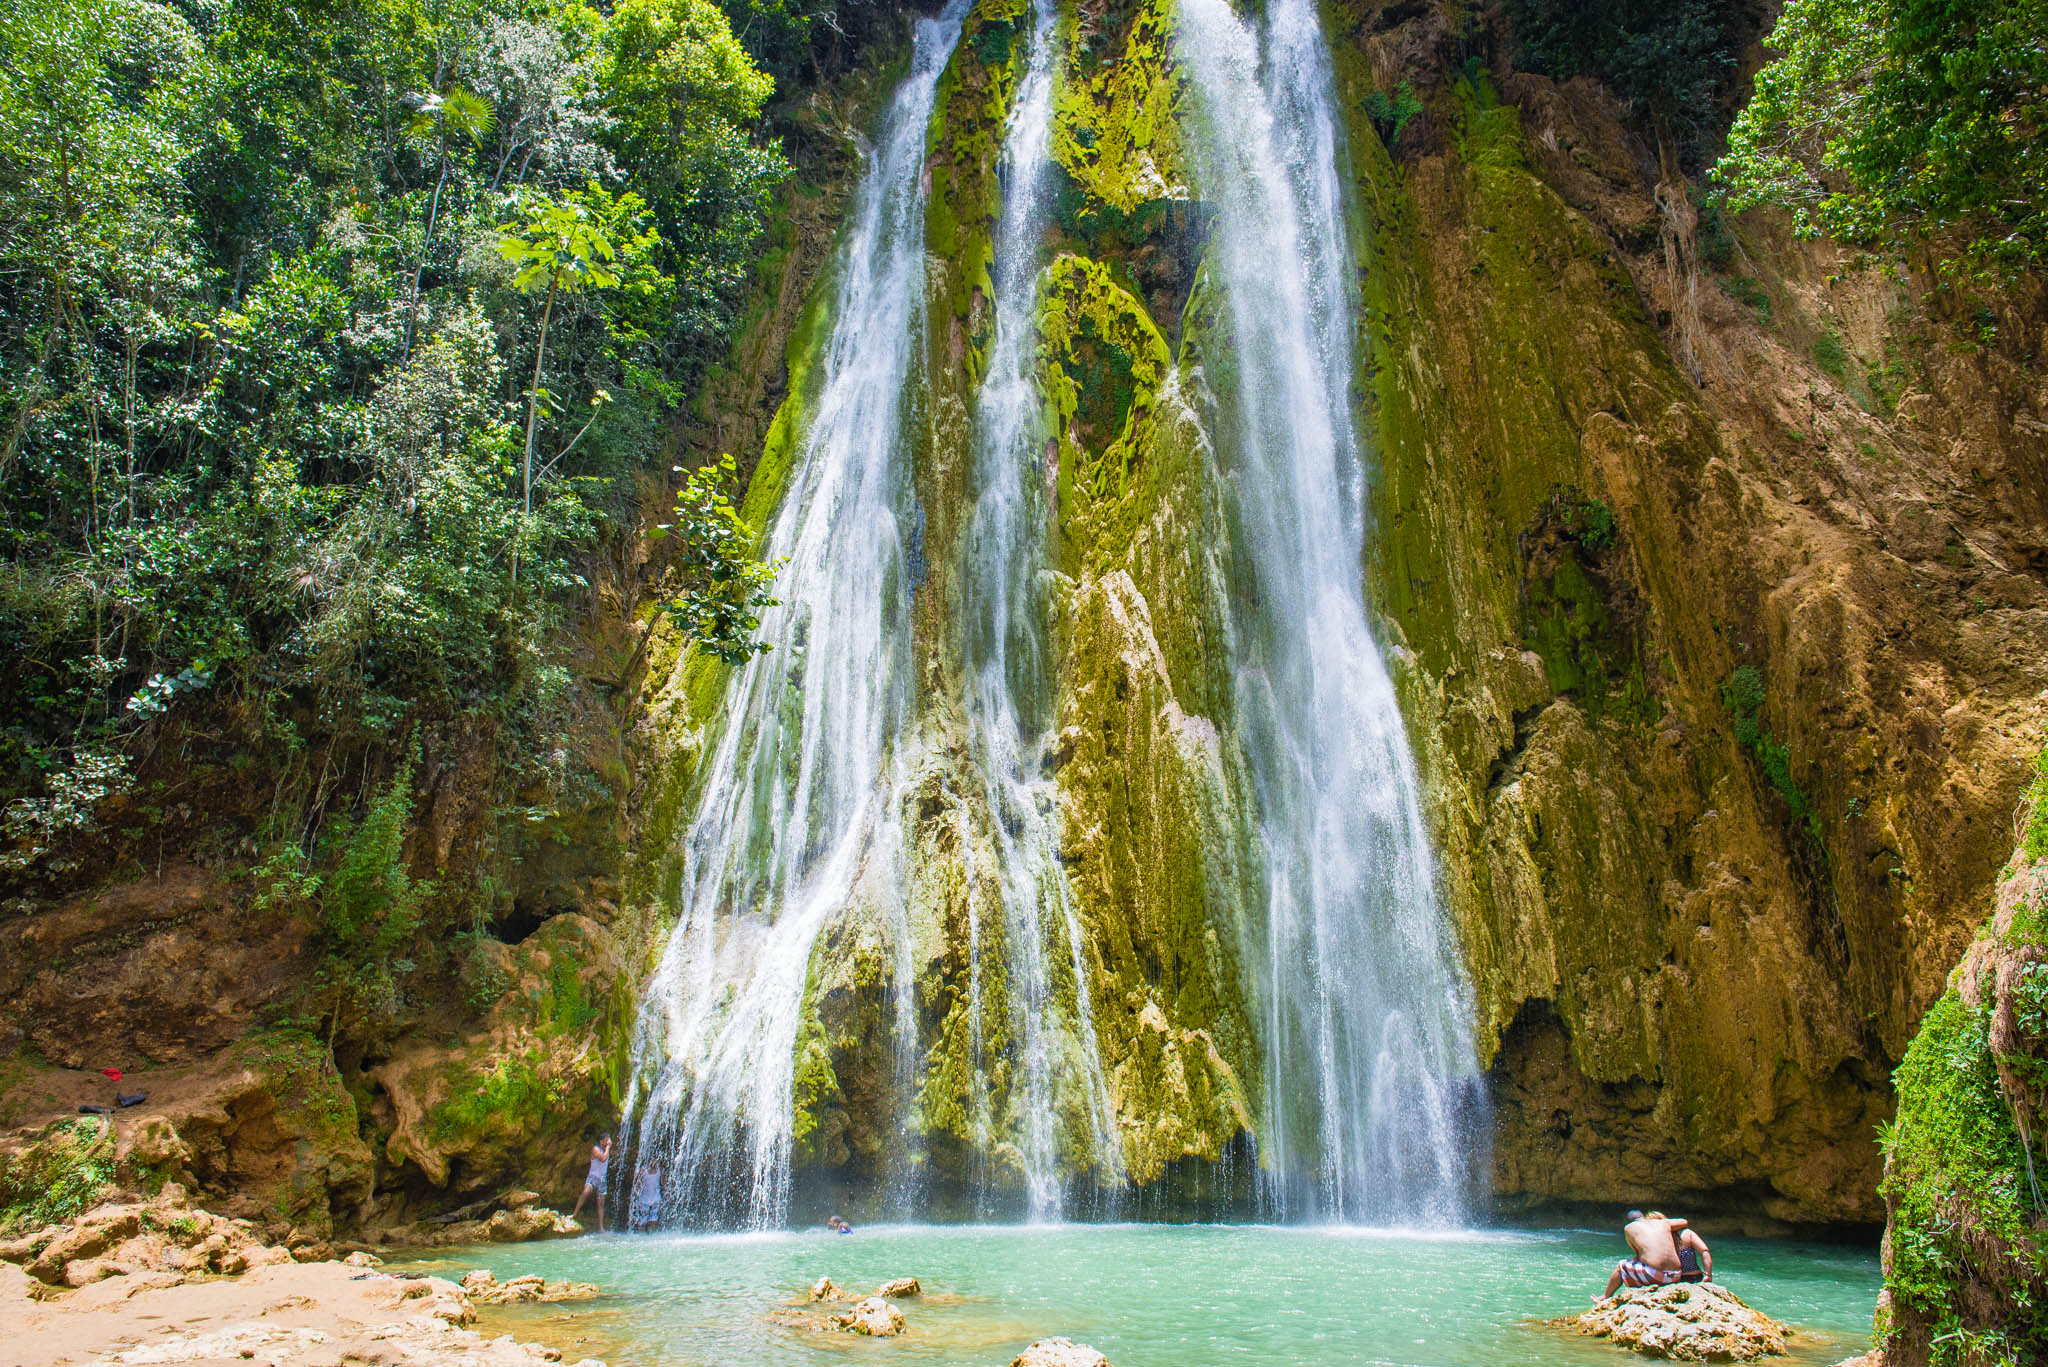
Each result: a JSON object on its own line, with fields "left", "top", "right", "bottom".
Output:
{"left": 1599, "top": 1209, "right": 1695, "bottom": 1301}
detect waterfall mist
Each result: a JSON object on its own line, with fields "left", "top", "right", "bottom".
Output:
{"left": 1175, "top": 0, "right": 1486, "bottom": 1225}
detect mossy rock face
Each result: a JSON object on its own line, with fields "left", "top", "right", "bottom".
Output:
{"left": 369, "top": 915, "right": 624, "bottom": 1207}
{"left": 0, "top": 1116, "right": 118, "bottom": 1234}
{"left": 1875, "top": 844, "right": 2048, "bottom": 1366}
{"left": 1327, "top": 12, "right": 2048, "bottom": 1226}
{"left": 627, "top": 0, "right": 2048, "bottom": 1228}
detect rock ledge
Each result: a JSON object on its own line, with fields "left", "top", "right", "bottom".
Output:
{"left": 1573, "top": 1282, "right": 1789, "bottom": 1361}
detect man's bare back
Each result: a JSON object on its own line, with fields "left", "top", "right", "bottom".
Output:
{"left": 1624, "top": 1213, "right": 1688, "bottom": 1272}
{"left": 1601, "top": 1211, "right": 1694, "bottom": 1299}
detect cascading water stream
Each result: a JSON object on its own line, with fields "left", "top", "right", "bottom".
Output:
{"left": 958, "top": 0, "right": 1121, "bottom": 1222}
{"left": 619, "top": 1, "right": 968, "bottom": 1230}
{"left": 621, "top": 0, "right": 1483, "bottom": 1233}
{"left": 1175, "top": 0, "right": 1485, "bottom": 1225}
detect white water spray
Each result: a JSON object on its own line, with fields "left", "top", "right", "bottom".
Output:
{"left": 958, "top": 0, "right": 1122, "bottom": 1221}
{"left": 620, "top": 1, "right": 968, "bottom": 1230}
{"left": 1175, "top": 0, "right": 1485, "bottom": 1225}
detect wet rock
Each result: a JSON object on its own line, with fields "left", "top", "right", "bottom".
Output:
{"left": 485, "top": 1206, "right": 582, "bottom": 1242}
{"left": 876, "top": 1276, "right": 920, "bottom": 1298}
{"left": 1013, "top": 1339, "right": 1111, "bottom": 1367}
{"left": 462, "top": 1268, "right": 600, "bottom": 1304}
{"left": 1575, "top": 1282, "right": 1789, "bottom": 1361}
{"left": 810, "top": 1275, "right": 840, "bottom": 1300}
{"left": 343, "top": 1250, "right": 383, "bottom": 1268}
{"left": 833, "top": 1296, "right": 905, "bottom": 1336}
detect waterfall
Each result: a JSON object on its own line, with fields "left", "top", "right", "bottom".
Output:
{"left": 622, "top": 0, "right": 1484, "bottom": 1232}
{"left": 620, "top": 0, "right": 968, "bottom": 1230}
{"left": 958, "top": 0, "right": 1121, "bottom": 1221}
{"left": 1174, "top": 0, "right": 1485, "bottom": 1225}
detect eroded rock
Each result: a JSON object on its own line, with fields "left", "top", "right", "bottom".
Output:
{"left": 1013, "top": 1338, "right": 1111, "bottom": 1367}
{"left": 1574, "top": 1283, "right": 1789, "bottom": 1361}
{"left": 809, "top": 1275, "right": 839, "bottom": 1301}
{"left": 460, "top": 1268, "right": 600, "bottom": 1304}
{"left": 833, "top": 1296, "right": 905, "bottom": 1336}
{"left": 876, "top": 1276, "right": 920, "bottom": 1298}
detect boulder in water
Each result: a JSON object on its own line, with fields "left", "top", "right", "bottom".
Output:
{"left": 483, "top": 1207, "right": 580, "bottom": 1242}
{"left": 810, "top": 1275, "right": 840, "bottom": 1301}
{"left": 460, "top": 1269, "right": 599, "bottom": 1304}
{"left": 1574, "top": 1282, "right": 1789, "bottom": 1361}
{"left": 1013, "top": 1338, "right": 1111, "bottom": 1367}
{"left": 876, "top": 1276, "right": 920, "bottom": 1298}
{"left": 834, "top": 1296, "right": 905, "bottom": 1336}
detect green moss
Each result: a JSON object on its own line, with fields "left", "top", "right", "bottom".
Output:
{"left": 231, "top": 1027, "right": 359, "bottom": 1153}
{"left": 1814, "top": 330, "right": 1849, "bottom": 379}
{"left": 1050, "top": 0, "right": 1186, "bottom": 217}
{"left": 0, "top": 1117, "right": 114, "bottom": 1233}
{"left": 429, "top": 1049, "right": 553, "bottom": 1144}
{"left": 1721, "top": 666, "right": 1826, "bottom": 862}
{"left": 1882, "top": 984, "right": 2048, "bottom": 1364}
{"left": 1037, "top": 252, "right": 1173, "bottom": 555}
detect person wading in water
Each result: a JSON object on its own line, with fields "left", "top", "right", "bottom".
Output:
{"left": 1600, "top": 1210, "right": 1694, "bottom": 1300}
{"left": 570, "top": 1134, "right": 612, "bottom": 1232}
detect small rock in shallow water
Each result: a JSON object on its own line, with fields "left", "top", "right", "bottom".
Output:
{"left": 810, "top": 1276, "right": 839, "bottom": 1301}
{"left": 833, "top": 1296, "right": 905, "bottom": 1336}
{"left": 876, "top": 1276, "right": 920, "bottom": 1298}
{"left": 1574, "top": 1282, "right": 1788, "bottom": 1361}
{"left": 1013, "top": 1338, "right": 1111, "bottom": 1367}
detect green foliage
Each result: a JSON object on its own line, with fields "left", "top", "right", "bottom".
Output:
{"left": 1882, "top": 986, "right": 2048, "bottom": 1364}
{"left": 1722, "top": 666, "right": 1826, "bottom": 857}
{"left": 2024, "top": 746, "right": 2048, "bottom": 864}
{"left": 313, "top": 759, "right": 431, "bottom": 1027}
{"left": 1363, "top": 82, "right": 1423, "bottom": 146}
{"left": 654, "top": 454, "right": 777, "bottom": 665}
{"left": 601, "top": 0, "right": 787, "bottom": 346}
{"left": 1502, "top": 0, "right": 1735, "bottom": 155}
{"left": 1717, "top": 0, "right": 2048, "bottom": 278}
{"left": 0, "top": 1117, "right": 115, "bottom": 1232}
{"left": 0, "top": 0, "right": 784, "bottom": 879}
{"left": 1690, "top": 186, "right": 1736, "bottom": 269}
{"left": 1567, "top": 498, "right": 1616, "bottom": 552}
{"left": 1724, "top": 275, "right": 1772, "bottom": 318}
{"left": 972, "top": 15, "right": 1015, "bottom": 68}
{"left": 1813, "top": 330, "right": 1849, "bottom": 378}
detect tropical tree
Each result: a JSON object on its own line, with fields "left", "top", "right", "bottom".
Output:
{"left": 495, "top": 183, "right": 659, "bottom": 516}
{"left": 1716, "top": 0, "right": 2048, "bottom": 275}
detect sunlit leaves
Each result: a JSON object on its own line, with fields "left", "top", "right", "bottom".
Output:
{"left": 653, "top": 454, "right": 777, "bottom": 666}
{"left": 1716, "top": 0, "right": 2048, "bottom": 276}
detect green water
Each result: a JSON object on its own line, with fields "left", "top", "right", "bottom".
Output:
{"left": 402, "top": 1224, "right": 1879, "bottom": 1367}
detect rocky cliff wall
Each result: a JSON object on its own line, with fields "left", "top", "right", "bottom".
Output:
{"left": 1322, "top": 1, "right": 2047, "bottom": 1227}
{"left": 633, "top": 0, "right": 2048, "bottom": 1224}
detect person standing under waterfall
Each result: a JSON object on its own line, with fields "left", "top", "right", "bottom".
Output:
{"left": 1599, "top": 1210, "right": 1692, "bottom": 1299}
{"left": 630, "top": 1163, "right": 662, "bottom": 1231}
{"left": 570, "top": 1134, "right": 612, "bottom": 1232}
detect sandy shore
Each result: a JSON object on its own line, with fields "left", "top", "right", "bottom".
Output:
{"left": 1, "top": 1257, "right": 601, "bottom": 1367}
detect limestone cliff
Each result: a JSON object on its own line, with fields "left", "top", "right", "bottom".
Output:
{"left": 1325, "top": 2, "right": 2047, "bottom": 1226}
{"left": 627, "top": 0, "right": 2048, "bottom": 1225}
